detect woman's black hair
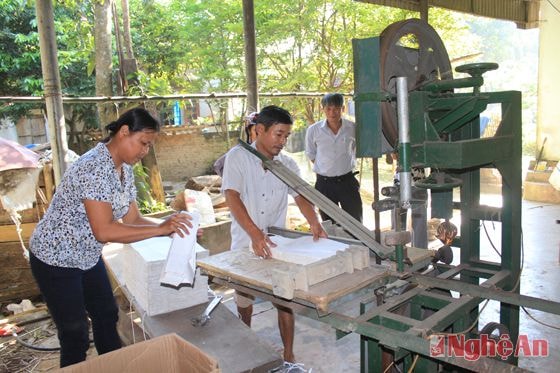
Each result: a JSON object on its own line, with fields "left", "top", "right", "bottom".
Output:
{"left": 256, "top": 105, "right": 293, "bottom": 131}
{"left": 101, "top": 107, "right": 160, "bottom": 143}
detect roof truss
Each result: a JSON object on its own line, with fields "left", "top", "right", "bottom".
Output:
{"left": 355, "top": 0, "right": 540, "bottom": 29}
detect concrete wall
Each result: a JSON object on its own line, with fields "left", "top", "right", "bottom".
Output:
{"left": 154, "top": 126, "right": 237, "bottom": 182}
{"left": 8, "top": 113, "right": 309, "bottom": 183}
{"left": 537, "top": 1, "right": 560, "bottom": 161}
{"left": 15, "top": 112, "right": 48, "bottom": 145}
{"left": 8, "top": 112, "right": 237, "bottom": 182}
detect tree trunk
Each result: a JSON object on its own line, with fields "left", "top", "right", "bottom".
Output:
{"left": 121, "top": 0, "right": 134, "bottom": 59}
{"left": 94, "top": 0, "right": 116, "bottom": 129}
{"left": 119, "top": 0, "right": 139, "bottom": 90}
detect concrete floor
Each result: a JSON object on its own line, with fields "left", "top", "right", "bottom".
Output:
{"left": 217, "top": 199, "right": 560, "bottom": 373}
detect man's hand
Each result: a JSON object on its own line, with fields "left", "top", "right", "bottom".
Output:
{"left": 294, "top": 195, "right": 328, "bottom": 242}
{"left": 250, "top": 231, "right": 277, "bottom": 259}
{"left": 310, "top": 222, "right": 328, "bottom": 241}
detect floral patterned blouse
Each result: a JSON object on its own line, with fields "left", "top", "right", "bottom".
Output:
{"left": 30, "top": 142, "right": 136, "bottom": 270}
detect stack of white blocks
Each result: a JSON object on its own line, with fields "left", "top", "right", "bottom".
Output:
{"left": 123, "top": 236, "right": 209, "bottom": 316}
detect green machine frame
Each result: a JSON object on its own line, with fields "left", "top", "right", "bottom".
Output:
{"left": 202, "top": 23, "right": 559, "bottom": 373}
{"left": 352, "top": 34, "right": 524, "bottom": 371}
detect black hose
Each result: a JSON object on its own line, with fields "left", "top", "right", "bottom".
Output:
{"left": 14, "top": 333, "right": 93, "bottom": 351}
{"left": 15, "top": 334, "right": 60, "bottom": 351}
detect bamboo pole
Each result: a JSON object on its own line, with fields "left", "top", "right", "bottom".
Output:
{"left": 0, "top": 92, "right": 339, "bottom": 104}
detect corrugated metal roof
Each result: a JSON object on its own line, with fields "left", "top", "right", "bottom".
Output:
{"left": 355, "top": 0, "right": 540, "bottom": 29}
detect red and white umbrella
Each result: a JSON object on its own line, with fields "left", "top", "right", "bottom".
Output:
{"left": 0, "top": 138, "right": 41, "bottom": 172}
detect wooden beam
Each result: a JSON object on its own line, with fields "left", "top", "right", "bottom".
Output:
{"left": 354, "top": 0, "right": 541, "bottom": 29}
{"left": 0, "top": 223, "right": 37, "bottom": 242}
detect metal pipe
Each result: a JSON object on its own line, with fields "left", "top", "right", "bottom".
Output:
{"left": 395, "top": 77, "right": 412, "bottom": 273}
{"left": 396, "top": 77, "right": 411, "bottom": 208}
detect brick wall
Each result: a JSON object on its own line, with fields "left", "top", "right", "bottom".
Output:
{"left": 154, "top": 126, "right": 239, "bottom": 182}
{"left": 9, "top": 115, "right": 242, "bottom": 182}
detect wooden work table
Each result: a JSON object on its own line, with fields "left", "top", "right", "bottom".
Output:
{"left": 197, "top": 249, "right": 393, "bottom": 314}
{"left": 102, "top": 244, "right": 282, "bottom": 373}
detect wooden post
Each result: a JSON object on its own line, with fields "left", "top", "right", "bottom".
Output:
{"left": 42, "top": 162, "right": 54, "bottom": 203}
{"left": 35, "top": 0, "right": 69, "bottom": 185}
{"left": 242, "top": 0, "right": 258, "bottom": 113}
{"left": 419, "top": 0, "right": 429, "bottom": 21}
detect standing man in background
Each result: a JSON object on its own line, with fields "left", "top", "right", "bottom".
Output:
{"left": 305, "top": 93, "right": 363, "bottom": 223}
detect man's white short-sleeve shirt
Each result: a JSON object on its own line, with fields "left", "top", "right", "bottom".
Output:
{"left": 222, "top": 143, "right": 300, "bottom": 251}
{"left": 305, "top": 118, "right": 356, "bottom": 177}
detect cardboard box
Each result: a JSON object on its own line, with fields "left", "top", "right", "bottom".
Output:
{"left": 123, "top": 237, "right": 209, "bottom": 316}
{"left": 59, "top": 333, "right": 220, "bottom": 373}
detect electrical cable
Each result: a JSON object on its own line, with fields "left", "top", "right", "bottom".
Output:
{"left": 480, "top": 222, "right": 560, "bottom": 329}
{"left": 521, "top": 306, "right": 560, "bottom": 330}
{"left": 480, "top": 221, "right": 502, "bottom": 258}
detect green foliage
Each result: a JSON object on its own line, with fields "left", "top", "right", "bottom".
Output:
{"left": 0, "top": 0, "right": 40, "bottom": 118}
{"left": 0, "top": 0, "right": 96, "bottom": 122}
{"left": 133, "top": 163, "right": 168, "bottom": 214}
{"left": 1, "top": 0, "right": 537, "bottom": 151}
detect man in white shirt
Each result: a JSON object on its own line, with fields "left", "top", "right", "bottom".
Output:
{"left": 305, "top": 93, "right": 363, "bottom": 222}
{"left": 222, "top": 105, "right": 326, "bottom": 364}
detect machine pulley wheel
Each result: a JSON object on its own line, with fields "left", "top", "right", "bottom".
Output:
{"left": 380, "top": 19, "right": 453, "bottom": 147}
{"left": 479, "top": 321, "right": 510, "bottom": 338}
{"left": 414, "top": 171, "right": 462, "bottom": 190}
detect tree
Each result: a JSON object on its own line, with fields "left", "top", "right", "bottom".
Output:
{"left": 2, "top": 0, "right": 479, "bottom": 131}
{"left": 125, "top": 0, "right": 465, "bottom": 127}
{"left": 0, "top": 0, "right": 43, "bottom": 119}
{"left": 1, "top": 0, "right": 98, "bottom": 151}
{"left": 95, "top": 0, "right": 116, "bottom": 127}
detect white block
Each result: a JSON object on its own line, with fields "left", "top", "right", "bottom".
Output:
{"left": 123, "top": 237, "right": 209, "bottom": 316}
{"left": 269, "top": 235, "right": 349, "bottom": 265}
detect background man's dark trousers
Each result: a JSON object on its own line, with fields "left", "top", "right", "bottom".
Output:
{"left": 315, "top": 171, "right": 362, "bottom": 223}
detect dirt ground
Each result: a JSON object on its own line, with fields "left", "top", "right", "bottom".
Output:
{"left": 0, "top": 314, "right": 97, "bottom": 372}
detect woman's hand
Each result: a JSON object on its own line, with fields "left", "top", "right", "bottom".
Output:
{"left": 160, "top": 212, "right": 194, "bottom": 237}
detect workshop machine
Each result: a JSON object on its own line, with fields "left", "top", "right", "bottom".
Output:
{"left": 199, "top": 19, "right": 560, "bottom": 372}
{"left": 352, "top": 18, "right": 525, "bottom": 371}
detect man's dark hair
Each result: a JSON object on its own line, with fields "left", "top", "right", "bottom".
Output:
{"left": 256, "top": 105, "right": 293, "bottom": 130}
{"left": 321, "top": 93, "right": 344, "bottom": 108}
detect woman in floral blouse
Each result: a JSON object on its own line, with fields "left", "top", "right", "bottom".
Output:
{"left": 29, "top": 107, "right": 194, "bottom": 367}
